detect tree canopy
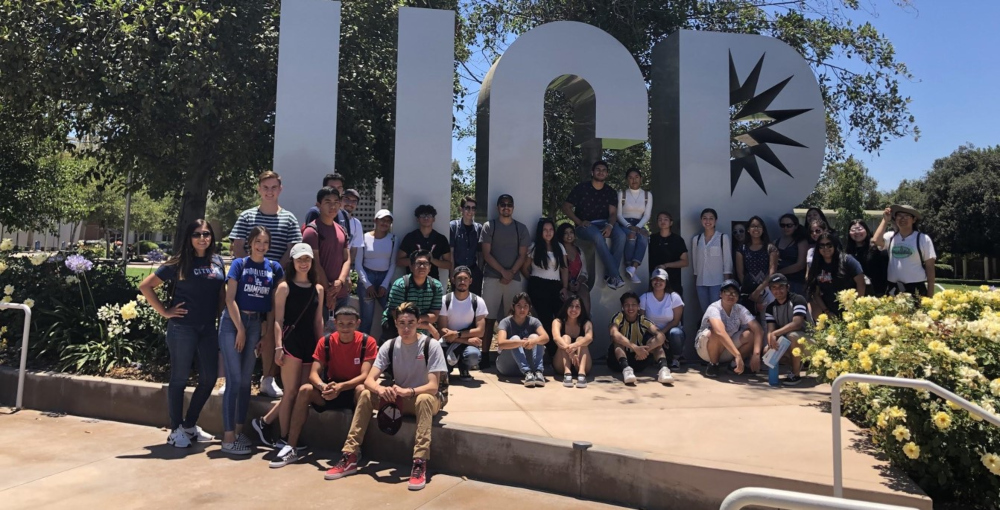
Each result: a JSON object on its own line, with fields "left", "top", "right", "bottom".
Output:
{"left": 919, "top": 145, "right": 1000, "bottom": 257}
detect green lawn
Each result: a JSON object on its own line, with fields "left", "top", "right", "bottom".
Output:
{"left": 125, "top": 266, "right": 156, "bottom": 283}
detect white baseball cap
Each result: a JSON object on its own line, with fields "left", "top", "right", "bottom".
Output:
{"left": 290, "top": 243, "right": 313, "bottom": 260}
{"left": 375, "top": 209, "right": 393, "bottom": 220}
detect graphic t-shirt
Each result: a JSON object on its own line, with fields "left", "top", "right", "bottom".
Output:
{"left": 610, "top": 311, "right": 657, "bottom": 346}
{"left": 565, "top": 181, "right": 617, "bottom": 222}
{"left": 881, "top": 231, "right": 936, "bottom": 284}
{"left": 229, "top": 207, "right": 302, "bottom": 262}
{"left": 227, "top": 256, "right": 284, "bottom": 313}
{"left": 154, "top": 255, "right": 226, "bottom": 326}
{"left": 639, "top": 291, "right": 684, "bottom": 329}
{"left": 302, "top": 220, "right": 350, "bottom": 299}
{"left": 480, "top": 219, "right": 531, "bottom": 280}
{"left": 698, "top": 301, "right": 755, "bottom": 336}
{"left": 498, "top": 315, "right": 543, "bottom": 339}
{"left": 399, "top": 229, "right": 450, "bottom": 280}
{"left": 648, "top": 233, "right": 688, "bottom": 292}
{"left": 312, "top": 331, "right": 378, "bottom": 383}
{"left": 812, "top": 255, "right": 863, "bottom": 314}
{"left": 374, "top": 335, "right": 447, "bottom": 388}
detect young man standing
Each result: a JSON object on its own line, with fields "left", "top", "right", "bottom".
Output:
{"left": 229, "top": 170, "right": 303, "bottom": 398}
{"left": 762, "top": 273, "right": 811, "bottom": 386}
{"left": 480, "top": 194, "right": 531, "bottom": 368}
{"left": 872, "top": 204, "right": 936, "bottom": 297}
{"left": 449, "top": 196, "right": 483, "bottom": 295}
{"left": 695, "top": 279, "right": 765, "bottom": 378}
{"left": 266, "top": 307, "right": 377, "bottom": 468}
{"left": 562, "top": 160, "right": 626, "bottom": 289}
{"left": 325, "top": 302, "right": 447, "bottom": 491}
{"left": 302, "top": 187, "right": 353, "bottom": 316}
{"left": 607, "top": 292, "right": 675, "bottom": 385}
{"left": 398, "top": 205, "right": 451, "bottom": 282}
{"left": 382, "top": 250, "right": 444, "bottom": 342}
{"left": 438, "top": 266, "right": 488, "bottom": 380}
{"left": 304, "top": 172, "right": 350, "bottom": 227}
{"left": 341, "top": 188, "right": 366, "bottom": 257}
{"left": 648, "top": 211, "right": 689, "bottom": 296}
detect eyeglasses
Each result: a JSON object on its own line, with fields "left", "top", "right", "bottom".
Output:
{"left": 190, "top": 232, "right": 212, "bottom": 239}
{"left": 749, "top": 225, "right": 762, "bottom": 230}
{"left": 721, "top": 290, "right": 739, "bottom": 297}
{"left": 462, "top": 206, "right": 476, "bottom": 211}
{"left": 818, "top": 242, "right": 834, "bottom": 249}
{"left": 780, "top": 223, "right": 795, "bottom": 228}
{"left": 418, "top": 214, "right": 434, "bottom": 219}
{"left": 499, "top": 203, "right": 513, "bottom": 208}
{"left": 414, "top": 261, "right": 431, "bottom": 267}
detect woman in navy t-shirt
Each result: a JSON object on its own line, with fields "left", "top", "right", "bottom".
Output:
{"left": 219, "top": 225, "right": 284, "bottom": 455}
{"left": 139, "top": 219, "right": 226, "bottom": 449}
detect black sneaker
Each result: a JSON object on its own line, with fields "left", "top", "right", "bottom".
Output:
{"left": 251, "top": 417, "right": 276, "bottom": 448}
{"left": 782, "top": 374, "right": 803, "bottom": 386}
{"left": 705, "top": 363, "right": 720, "bottom": 378}
{"left": 457, "top": 366, "right": 473, "bottom": 381}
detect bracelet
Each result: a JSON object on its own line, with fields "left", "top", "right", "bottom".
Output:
{"left": 275, "top": 346, "right": 284, "bottom": 351}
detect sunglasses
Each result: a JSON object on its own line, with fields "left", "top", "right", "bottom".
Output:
{"left": 462, "top": 205, "right": 476, "bottom": 211}
{"left": 780, "top": 223, "right": 795, "bottom": 228}
{"left": 190, "top": 232, "right": 212, "bottom": 239}
{"left": 811, "top": 229, "right": 825, "bottom": 234}
{"left": 499, "top": 203, "right": 514, "bottom": 208}
{"left": 818, "top": 242, "right": 834, "bottom": 248}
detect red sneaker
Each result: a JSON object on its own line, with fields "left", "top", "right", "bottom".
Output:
{"left": 324, "top": 452, "right": 359, "bottom": 480}
{"left": 408, "top": 459, "right": 427, "bottom": 490}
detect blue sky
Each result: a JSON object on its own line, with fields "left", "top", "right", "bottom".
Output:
{"left": 451, "top": 2, "right": 1000, "bottom": 192}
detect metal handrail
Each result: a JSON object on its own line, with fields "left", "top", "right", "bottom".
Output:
{"left": 720, "top": 487, "right": 916, "bottom": 510}
{"left": 0, "top": 302, "right": 32, "bottom": 410}
{"left": 832, "top": 374, "right": 1000, "bottom": 498}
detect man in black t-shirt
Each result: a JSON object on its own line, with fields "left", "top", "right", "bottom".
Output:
{"left": 398, "top": 204, "right": 452, "bottom": 281}
{"left": 763, "top": 273, "right": 812, "bottom": 386}
{"left": 648, "top": 211, "right": 689, "bottom": 295}
{"left": 561, "top": 160, "right": 626, "bottom": 289}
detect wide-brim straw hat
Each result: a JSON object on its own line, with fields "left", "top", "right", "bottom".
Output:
{"left": 889, "top": 204, "right": 921, "bottom": 221}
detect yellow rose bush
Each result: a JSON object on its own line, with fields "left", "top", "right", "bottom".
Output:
{"left": 813, "top": 288, "right": 1000, "bottom": 508}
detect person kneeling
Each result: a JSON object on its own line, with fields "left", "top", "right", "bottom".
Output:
{"left": 325, "top": 302, "right": 447, "bottom": 491}
{"left": 695, "top": 279, "right": 764, "bottom": 378}
{"left": 268, "top": 307, "right": 377, "bottom": 468}
{"left": 607, "top": 292, "right": 675, "bottom": 385}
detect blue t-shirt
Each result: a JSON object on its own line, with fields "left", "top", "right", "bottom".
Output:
{"left": 154, "top": 255, "right": 226, "bottom": 326}
{"left": 227, "top": 256, "right": 284, "bottom": 313}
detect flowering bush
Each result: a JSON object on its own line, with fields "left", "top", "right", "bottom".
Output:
{"left": 0, "top": 246, "right": 167, "bottom": 375}
{"left": 814, "top": 288, "right": 1000, "bottom": 509}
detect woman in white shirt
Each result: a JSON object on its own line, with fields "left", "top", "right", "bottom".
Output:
{"left": 355, "top": 209, "right": 397, "bottom": 335}
{"left": 522, "top": 218, "right": 569, "bottom": 343}
{"left": 640, "top": 268, "right": 686, "bottom": 368}
{"left": 614, "top": 168, "right": 653, "bottom": 283}
{"left": 690, "top": 207, "right": 733, "bottom": 317}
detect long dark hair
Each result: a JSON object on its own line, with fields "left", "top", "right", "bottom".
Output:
{"left": 779, "top": 213, "right": 807, "bottom": 243}
{"left": 555, "top": 294, "right": 590, "bottom": 326}
{"left": 508, "top": 292, "right": 533, "bottom": 317}
{"left": 283, "top": 252, "right": 320, "bottom": 286}
{"left": 745, "top": 215, "right": 772, "bottom": 249}
{"left": 556, "top": 222, "right": 576, "bottom": 246}
{"left": 844, "top": 219, "right": 873, "bottom": 252}
{"left": 162, "top": 219, "right": 216, "bottom": 281}
{"left": 246, "top": 225, "right": 271, "bottom": 257}
{"left": 808, "top": 219, "right": 829, "bottom": 246}
{"left": 806, "top": 233, "right": 847, "bottom": 297}
{"left": 805, "top": 207, "right": 830, "bottom": 228}
{"left": 532, "top": 218, "right": 566, "bottom": 271}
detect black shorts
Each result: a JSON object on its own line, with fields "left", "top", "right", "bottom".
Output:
{"left": 311, "top": 390, "right": 355, "bottom": 413}
{"left": 283, "top": 336, "right": 316, "bottom": 364}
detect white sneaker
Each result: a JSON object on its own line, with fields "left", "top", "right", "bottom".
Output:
{"left": 260, "top": 376, "right": 283, "bottom": 398}
{"left": 167, "top": 426, "right": 192, "bottom": 448}
{"left": 184, "top": 425, "right": 215, "bottom": 442}
{"left": 657, "top": 366, "right": 675, "bottom": 384}
{"left": 576, "top": 375, "right": 588, "bottom": 388}
{"left": 269, "top": 444, "right": 301, "bottom": 468}
{"left": 562, "top": 374, "right": 574, "bottom": 387}
{"left": 626, "top": 266, "right": 641, "bottom": 283}
{"left": 622, "top": 366, "right": 637, "bottom": 385}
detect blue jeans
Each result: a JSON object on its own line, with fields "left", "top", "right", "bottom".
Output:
{"left": 697, "top": 285, "right": 722, "bottom": 317}
{"left": 576, "top": 220, "right": 625, "bottom": 282}
{"left": 165, "top": 321, "right": 219, "bottom": 430}
{"left": 358, "top": 267, "right": 389, "bottom": 335}
{"left": 666, "top": 326, "right": 686, "bottom": 359}
{"left": 218, "top": 309, "right": 263, "bottom": 432}
{"left": 496, "top": 342, "right": 545, "bottom": 376}
{"left": 614, "top": 218, "right": 648, "bottom": 266}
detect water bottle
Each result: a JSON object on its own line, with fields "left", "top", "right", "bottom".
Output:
{"left": 764, "top": 335, "right": 791, "bottom": 387}
{"left": 769, "top": 362, "right": 780, "bottom": 386}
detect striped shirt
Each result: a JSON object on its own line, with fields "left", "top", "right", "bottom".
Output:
{"left": 610, "top": 311, "right": 657, "bottom": 346}
{"left": 229, "top": 207, "right": 303, "bottom": 262}
{"left": 382, "top": 275, "right": 444, "bottom": 331}
{"left": 764, "top": 293, "right": 811, "bottom": 327}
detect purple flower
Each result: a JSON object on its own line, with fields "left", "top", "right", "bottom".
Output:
{"left": 65, "top": 254, "right": 93, "bottom": 274}
{"left": 146, "top": 249, "right": 166, "bottom": 263}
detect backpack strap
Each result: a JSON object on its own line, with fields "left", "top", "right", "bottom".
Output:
{"left": 445, "top": 292, "right": 453, "bottom": 312}
{"left": 915, "top": 231, "right": 925, "bottom": 265}
{"left": 304, "top": 221, "right": 325, "bottom": 242}
{"left": 358, "top": 333, "right": 369, "bottom": 360}
{"left": 644, "top": 190, "right": 649, "bottom": 208}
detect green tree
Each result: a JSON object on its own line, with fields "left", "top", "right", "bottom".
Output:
{"left": 450, "top": 159, "right": 476, "bottom": 219}
{"left": 884, "top": 178, "right": 925, "bottom": 208}
{"left": 818, "top": 156, "right": 883, "bottom": 230}
{"left": 919, "top": 145, "right": 1000, "bottom": 257}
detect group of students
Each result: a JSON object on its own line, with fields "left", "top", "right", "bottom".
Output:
{"left": 137, "top": 163, "right": 937, "bottom": 491}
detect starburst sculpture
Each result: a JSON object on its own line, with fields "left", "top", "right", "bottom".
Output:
{"left": 729, "top": 52, "right": 812, "bottom": 194}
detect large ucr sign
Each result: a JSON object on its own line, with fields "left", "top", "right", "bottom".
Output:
{"left": 272, "top": 1, "right": 825, "bottom": 355}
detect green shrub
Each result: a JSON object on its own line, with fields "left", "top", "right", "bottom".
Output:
{"left": 136, "top": 241, "right": 158, "bottom": 254}
{"left": 813, "top": 289, "right": 1000, "bottom": 509}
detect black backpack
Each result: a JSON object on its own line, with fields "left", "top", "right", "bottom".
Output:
{"left": 384, "top": 336, "right": 449, "bottom": 408}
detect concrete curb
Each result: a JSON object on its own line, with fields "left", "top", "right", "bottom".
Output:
{"left": 0, "top": 366, "right": 931, "bottom": 509}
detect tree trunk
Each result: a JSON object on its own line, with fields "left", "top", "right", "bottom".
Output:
{"left": 172, "top": 161, "right": 213, "bottom": 254}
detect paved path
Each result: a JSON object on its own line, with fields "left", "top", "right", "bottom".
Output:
{"left": 0, "top": 408, "right": 623, "bottom": 510}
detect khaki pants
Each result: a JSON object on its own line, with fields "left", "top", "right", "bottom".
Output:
{"left": 342, "top": 389, "right": 441, "bottom": 460}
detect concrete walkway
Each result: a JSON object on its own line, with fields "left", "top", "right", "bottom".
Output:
{"left": 0, "top": 408, "right": 624, "bottom": 510}
{"left": 440, "top": 365, "right": 929, "bottom": 506}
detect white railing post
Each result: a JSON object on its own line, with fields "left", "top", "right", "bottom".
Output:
{"left": 720, "top": 487, "right": 916, "bottom": 510}
{"left": 0, "top": 302, "right": 32, "bottom": 410}
{"left": 831, "top": 374, "right": 1000, "bottom": 498}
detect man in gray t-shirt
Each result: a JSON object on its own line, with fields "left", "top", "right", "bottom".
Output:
{"left": 479, "top": 194, "right": 530, "bottom": 367}
{"left": 329, "top": 304, "right": 446, "bottom": 490}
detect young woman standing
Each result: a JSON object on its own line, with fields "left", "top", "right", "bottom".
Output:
{"left": 845, "top": 219, "right": 889, "bottom": 297}
{"left": 735, "top": 216, "right": 778, "bottom": 311}
{"left": 252, "top": 243, "right": 324, "bottom": 449}
{"left": 775, "top": 213, "right": 809, "bottom": 296}
{"left": 558, "top": 223, "right": 591, "bottom": 316}
{"left": 614, "top": 168, "right": 653, "bottom": 283}
{"left": 219, "top": 226, "right": 284, "bottom": 455}
{"left": 356, "top": 209, "right": 397, "bottom": 334}
{"left": 139, "top": 219, "right": 226, "bottom": 448}
{"left": 690, "top": 208, "right": 732, "bottom": 316}
{"left": 522, "top": 218, "right": 569, "bottom": 341}
{"left": 551, "top": 296, "right": 593, "bottom": 388}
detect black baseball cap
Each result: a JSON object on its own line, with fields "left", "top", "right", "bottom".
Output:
{"left": 720, "top": 279, "right": 741, "bottom": 293}
{"left": 768, "top": 273, "right": 789, "bottom": 286}
{"left": 497, "top": 194, "right": 514, "bottom": 205}
{"left": 377, "top": 400, "right": 402, "bottom": 435}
